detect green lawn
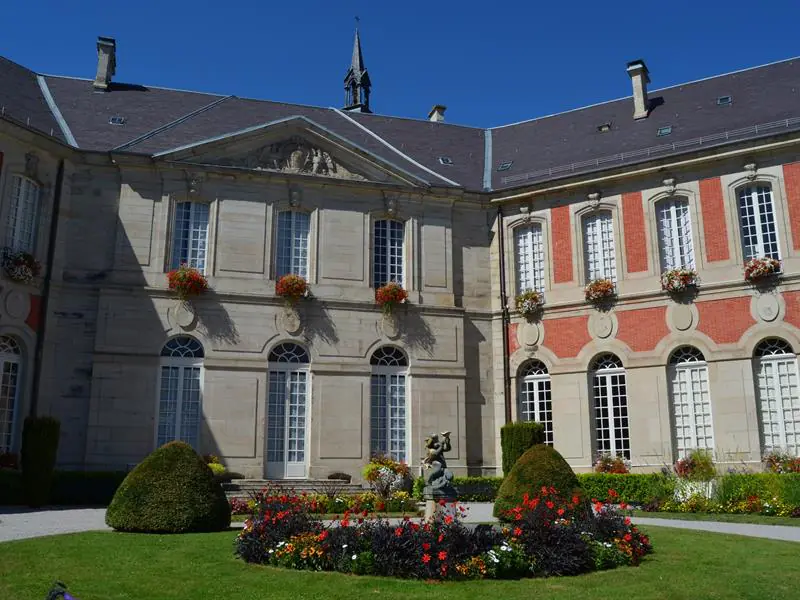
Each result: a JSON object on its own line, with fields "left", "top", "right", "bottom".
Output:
{"left": 630, "top": 510, "right": 800, "bottom": 527}
{"left": 1, "top": 527, "right": 798, "bottom": 600}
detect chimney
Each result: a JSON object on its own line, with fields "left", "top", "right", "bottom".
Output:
{"left": 94, "top": 36, "right": 117, "bottom": 91}
{"left": 428, "top": 104, "right": 447, "bottom": 123}
{"left": 626, "top": 59, "right": 650, "bottom": 120}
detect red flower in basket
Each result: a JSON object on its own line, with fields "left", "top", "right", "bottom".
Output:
{"left": 375, "top": 281, "right": 408, "bottom": 315}
{"left": 584, "top": 278, "right": 616, "bottom": 303}
{"left": 744, "top": 257, "right": 781, "bottom": 283}
{"left": 167, "top": 264, "right": 209, "bottom": 300}
{"left": 275, "top": 274, "right": 310, "bottom": 306}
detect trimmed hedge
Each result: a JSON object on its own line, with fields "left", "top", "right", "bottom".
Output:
{"left": 413, "top": 475, "right": 503, "bottom": 502}
{"left": 106, "top": 441, "right": 231, "bottom": 533}
{"left": 21, "top": 416, "right": 61, "bottom": 508}
{"left": 715, "top": 473, "right": 800, "bottom": 505}
{"left": 501, "top": 421, "right": 545, "bottom": 476}
{"left": 578, "top": 473, "right": 675, "bottom": 504}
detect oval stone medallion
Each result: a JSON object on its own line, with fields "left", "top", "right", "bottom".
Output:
{"left": 756, "top": 294, "right": 780, "bottom": 322}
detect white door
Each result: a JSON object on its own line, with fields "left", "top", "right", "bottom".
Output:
{"left": 266, "top": 369, "right": 308, "bottom": 479}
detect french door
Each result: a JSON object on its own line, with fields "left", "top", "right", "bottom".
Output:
{"left": 266, "top": 368, "right": 308, "bottom": 478}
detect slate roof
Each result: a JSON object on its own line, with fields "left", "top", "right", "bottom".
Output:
{"left": 3, "top": 52, "right": 800, "bottom": 193}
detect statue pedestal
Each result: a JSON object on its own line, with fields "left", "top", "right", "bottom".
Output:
{"left": 423, "top": 497, "right": 457, "bottom": 521}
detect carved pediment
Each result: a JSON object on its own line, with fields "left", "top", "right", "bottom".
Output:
{"left": 209, "top": 136, "right": 367, "bottom": 181}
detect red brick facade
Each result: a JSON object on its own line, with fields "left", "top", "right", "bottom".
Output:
{"left": 507, "top": 322, "right": 520, "bottom": 355}
{"left": 782, "top": 162, "right": 800, "bottom": 250}
{"left": 699, "top": 177, "right": 730, "bottom": 262}
{"left": 616, "top": 306, "right": 669, "bottom": 352}
{"left": 26, "top": 294, "right": 41, "bottom": 332}
{"left": 543, "top": 315, "right": 591, "bottom": 358}
{"left": 551, "top": 205, "right": 573, "bottom": 283}
{"left": 784, "top": 291, "right": 800, "bottom": 331}
{"left": 696, "top": 297, "right": 755, "bottom": 344}
{"left": 622, "top": 192, "right": 648, "bottom": 273}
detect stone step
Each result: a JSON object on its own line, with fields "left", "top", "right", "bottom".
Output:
{"left": 223, "top": 479, "right": 366, "bottom": 499}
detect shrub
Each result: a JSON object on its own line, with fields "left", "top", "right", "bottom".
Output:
{"left": 21, "top": 416, "right": 61, "bottom": 508}
{"left": 577, "top": 473, "right": 675, "bottom": 505}
{"left": 363, "top": 455, "right": 410, "bottom": 500}
{"left": 207, "top": 462, "right": 226, "bottom": 476}
{"left": 105, "top": 441, "right": 230, "bottom": 533}
{"left": 593, "top": 454, "right": 630, "bottom": 474}
{"left": 674, "top": 450, "right": 716, "bottom": 481}
{"left": 763, "top": 452, "right": 800, "bottom": 474}
{"left": 494, "top": 444, "right": 583, "bottom": 518}
{"left": 500, "top": 422, "right": 545, "bottom": 476}
{"left": 0, "top": 469, "right": 23, "bottom": 504}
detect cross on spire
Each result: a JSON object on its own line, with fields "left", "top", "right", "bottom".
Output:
{"left": 343, "top": 21, "right": 371, "bottom": 113}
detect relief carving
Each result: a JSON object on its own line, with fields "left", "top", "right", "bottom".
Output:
{"left": 213, "top": 137, "right": 367, "bottom": 181}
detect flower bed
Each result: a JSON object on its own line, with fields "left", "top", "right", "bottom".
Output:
{"left": 514, "top": 290, "right": 543, "bottom": 319}
{"left": 764, "top": 452, "right": 800, "bottom": 474}
{"left": 275, "top": 274, "right": 310, "bottom": 305}
{"left": 594, "top": 454, "right": 630, "bottom": 474}
{"left": 235, "top": 487, "right": 652, "bottom": 580}
{"left": 2, "top": 250, "right": 41, "bottom": 284}
{"left": 744, "top": 256, "right": 781, "bottom": 283}
{"left": 660, "top": 268, "right": 698, "bottom": 293}
{"left": 584, "top": 278, "right": 615, "bottom": 303}
{"left": 375, "top": 282, "right": 408, "bottom": 315}
{"left": 229, "top": 488, "right": 418, "bottom": 516}
{"left": 167, "top": 264, "right": 209, "bottom": 300}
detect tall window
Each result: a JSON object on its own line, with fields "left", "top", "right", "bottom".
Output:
{"left": 518, "top": 360, "right": 553, "bottom": 445}
{"left": 515, "top": 224, "right": 545, "bottom": 294}
{"left": 171, "top": 201, "right": 209, "bottom": 272}
{"left": 656, "top": 197, "right": 695, "bottom": 271}
{"left": 158, "top": 336, "right": 203, "bottom": 449}
{"left": 267, "top": 343, "right": 310, "bottom": 478}
{"left": 669, "top": 347, "right": 714, "bottom": 457}
{"left": 738, "top": 186, "right": 779, "bottom": 260}
{"left": 6, "top": 175, "right": 40, "bottom": 253}
{"left": 0, "top": 336, "right": 21, "bottom": 453}
{"left": 275, "top": 211, "right": 310, "bottom": 279}
{"left": 582, "top": 212, "right": 616, "bottom": 283}
{"left": 754, "top": 338, "right": 800, "bottom": 456}
{"left": 373, "top": 219, "right": 404, "bottom": 288}
{"left": 370, "top": 346, "right": 408, "bottom": 462}
{"left": 591, "top": 353, "right": 630, "bottom": 459}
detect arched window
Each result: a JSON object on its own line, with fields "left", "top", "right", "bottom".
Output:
{"left": 754, "top": 338, "right": 799, "bottom": 455}
{"left": 157, "top": 336, "right": 204, "bottom": 449}
{"left": 373, "top": 219, "right": 404, "bottom": 288}
{"left": 668, "top": 346, "right": 714, "bottom": 457}
{"left": 275, "top": 211, "right": 310, "bottom": 279}
{"left": 6, "top": 175, "right": 40, "bottom": 253}
{"left": 267, "top": 343, "right": 310, "bottom": 479}
{"left": 518, "top": 360, "right": 553, "bottom": 445}
{"left": 582, "top": 212, "right": 616, "bottom": 283}
{"left": 370, "top": 346, "right": 408, "bottom": 462}
{"left": 738, "top": 185, "right": 779, "bottom": 260}
{"left": 514, "top": 223, "right": 545, "bottom": 294}
{"left": 591, "top": 353, "right": 629, "bottom": 459}
{"left": 0, "top": 336, "right": 22, "bottom": 453}
{"left": 656, "top": 197, "right": 695, "bottom": 271}
{"left": 171, "top": 201, "right": 209, "bottom": 272}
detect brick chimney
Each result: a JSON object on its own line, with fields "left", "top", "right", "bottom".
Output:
{"left": 428, "top": 105, "right": 447, "bottom": 123}
{"left": 94, "top": 36, "right": 117, "bottom": 91}
{"left": 626, "top": 59, "right": 650, "bottom": 120}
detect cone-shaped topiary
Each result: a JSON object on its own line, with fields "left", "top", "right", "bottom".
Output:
{"left": 105, "top": 441, "right": 231, "bottom": 533}
{"left": 493, "top": 444, "right": 584, "bottom": 518}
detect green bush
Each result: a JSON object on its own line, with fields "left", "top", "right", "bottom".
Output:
{"left": 715, "top": 473, "right": 800, "bottom": 505}
{"left": 21, "top": 416, "right": 61, "bottom": 508}
{"left": 500, "top": 421, "right": 545, "bottom": 476}
{"left": 413, "top": 475, "right": 504, "bottom": 502}
{"left": 494, "top": 444, "right": 582, "bottom": 518}
{"left": 577, "top": 473, "right": 675, "bottom": 504}
{"left": 0, "top": 469, "right": 23, "bottom": 504}
{"left": 105, "top": 441, "right": 231, "bottom": 533}
{"left": 208, "top": 462, "right": 226, "bottom": 476}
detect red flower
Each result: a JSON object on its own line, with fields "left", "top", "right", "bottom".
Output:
{"left": 318, "top": 530, "right": 328, "bottom": 540}
{"left": 444, "top": 515, "right": 453, "bottom": 524}
{"left": 557, "top": 508, "right": 565, "bottom": 516}
{"left": 572, "top": 495, "right": 580, "bottom": 505}
{"left": 423, "top": 543, "right": 431, "bottom": 551}
{"left": 620, "top": 502, "right": 628, "bottom": 510}
{"left": 167, "top": 264, "right": 209, "bottom": 299}
{"left": 422, "top": 553, "right": 431, "bottom": 564}
{"left": 513, "top": 527, "right": 522, "bottom": 536}
{"left": 608, "top": 489, "right": 619, "bottom": 498}
{"left": 375, "top": 282, "right": 408, "bottom": 313}
{"left": 410, "top": 523, "right": 420, "bottom": 531}
{"left": 624, "top": 517, "right": 631, "bottom": 525}
{"left": 540, "top": 486, "right": 548, "bottom": 494}
{"left": 395, "top": 527, "right": 403, "bottom": 537}
{"left": 438, "top": 534, "right": 444, "bottom": 543}
{"left": 275, "top": 274, "right": 309, "bottom": 303}
{"left": 545, "top": 501, "right": 555, "bottom": 509}
{"left": 341, "top": 519, "right": 350, "bottom": 527}
{"left": 438, "top": 499, "right": 447, "bottom": 506}
{"left": 438, "top": 551, "right": 447, "bottom": 561}
{"left": 624, "top": 533, "right": 633, "bottom": 542}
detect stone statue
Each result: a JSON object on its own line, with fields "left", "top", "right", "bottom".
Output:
{"left": 422, "top": 431, "right": 456, "bottom": 500}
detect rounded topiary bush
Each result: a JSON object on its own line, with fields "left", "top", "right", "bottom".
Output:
{"left": 494, "top": 444, "right": 584, "bottom": 518}
{"left": 106, "top": 441, "right": 231, "bottom": 533}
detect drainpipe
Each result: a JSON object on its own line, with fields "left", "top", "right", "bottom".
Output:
{"left": 29, "top": 159, "right": 64, "bottom": 416}
{"left": 496, "top": 206, "right": 512, "bottom": 424}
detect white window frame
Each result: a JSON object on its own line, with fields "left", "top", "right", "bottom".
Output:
{"left": 156, "top": 337, "right": 204, "bottom": 450}
{"left": 656, "top": 197, "right": 696, "bottom": 271}
{"left": 591, "top": 355, "right": 630, "bottom": 459}
{"left": 370, "top": 347, "right": 409, "bottom": 463}
{"left": 518, "top": 361, "right": 553, "bottom": 445}
{"left": 668, "top": 347, "right": 714, "bottom": 458}
{"left": 170, "top": 201, "right": 210, "bottom": 273}
{"left": 5, "top": 175, "right": 40, "bottom": 254}
{"left": 275, "top": 210, "right": 311, "bottom": 279}
{"left": 267, "top": 347, "right": 310, "bottom": 479}
{"left": 373, "top": 219, "right": 405, "bottom": 288}
{"left": 0, "top": 336, "right": 22, "bottom": 453}
{"left": 582, "top": 211, "right": 616, "bottom": 283}
{"left": 514, "top": 223, "right": 546, "bottom": 294}
{"left": 755, "top": 340, "right": 800, "bottom": 456}
{"left": 738, "top": 185, "right": 780, "bottom": 261}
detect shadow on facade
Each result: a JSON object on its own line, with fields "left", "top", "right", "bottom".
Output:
{"left": 303, "top": 301, "right": 339, "bottom": 345}
{"left": 462, "top": 318, "right": 486, "bottom": 475}
{"left": 400, "top": 305, "right": 436, "bottom": 355}
{"left": 194, "top": 290, "right": 240, "bottom": 346}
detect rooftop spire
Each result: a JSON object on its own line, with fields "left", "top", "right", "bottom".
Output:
{"left": 343, "top": 19, "right": 371, "bottom": 113}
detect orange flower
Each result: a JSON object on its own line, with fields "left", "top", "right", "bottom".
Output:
{"left": 422, "top": 553, "right": 431, "bottom": 564}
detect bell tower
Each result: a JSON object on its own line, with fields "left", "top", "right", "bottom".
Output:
{"left": 343, "top": 24, "right": 371, "bottom": 113}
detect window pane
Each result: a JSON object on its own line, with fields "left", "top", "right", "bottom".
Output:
{"left": 276, "top": 211, "right": 310, "bottom": 279}
{"left": 519, "top": 373, "right": 553, "bottom": 445}
{"left": 583, "top": 212, "right": 616, "bottom": 282}
{"left": 670, "top": 364, "right": 713, "bottom": 458}
{"left": 179, "top": 367, "right": 201, "bottom": 448}
{"left": 0, "top": 357, "right": 20, "bottom": 453}
{"left": 6, "top": 176, "right": 39, "bottom": 253}
{"left": 370, "top": 372, "right": 407, "bottom": 462}
{"left": 515, "top": 224, "right": 545, "bottom": 293}
{"left": 739, "top": 186, "right": 779, "bottom": 260}
{"left": 268, "top": 371, "right": 287, "bottom": 462}
{"left": 374, "top": 220, "right": 404, "bottom": 288}
{"left": 157, "top": 366, "right": 180, "bottom": 447}
{"left": 757, "top": 356, "right": 800, "bottom": 455}
{"left": 593, "top": 369, "right": 630, "bottom": 459}
{"left": 172, "top": 202, "right": 209, "bottom": 272}
{"left": 657, "top": 198, "right": 695, "bottom": 271}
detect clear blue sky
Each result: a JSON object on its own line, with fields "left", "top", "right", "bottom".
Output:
{"left": 3, "top": 0, "right": 800, "bottom": 128}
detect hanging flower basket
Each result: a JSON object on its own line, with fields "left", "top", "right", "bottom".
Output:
{"left": 2, "top": 249, "right": 41, "bottom": 284}
{"left": 275, "top": 274, "right": 310, "bottom": 306}
{"left": 514, "top": 289, "right": 544, "bottom": 319}
{"left": 584, "top": 278, "right": 616, "bottom": 303}
{"left": 661, "top": 268, "right": 699, "bottom": 294}
{"left": 744, "top": 257, "right": 781, "bottom": 283}
{"left": 375, "top": 282, "right": 408, "bottom": 315}
{"left": 167, "top": 264, "right": 209, "bottom": 301}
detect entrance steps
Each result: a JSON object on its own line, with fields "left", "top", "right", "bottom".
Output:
{"left": 223, "top": 479, "right": 365, "bottom": 499}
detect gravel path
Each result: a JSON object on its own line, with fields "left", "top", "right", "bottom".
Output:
{"left": 2, "top": 504, "right": 798, "bottom": 543}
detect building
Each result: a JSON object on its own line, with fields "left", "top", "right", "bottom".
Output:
{"left": 0, "top": 32, "right": 798, "bottom": 480}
